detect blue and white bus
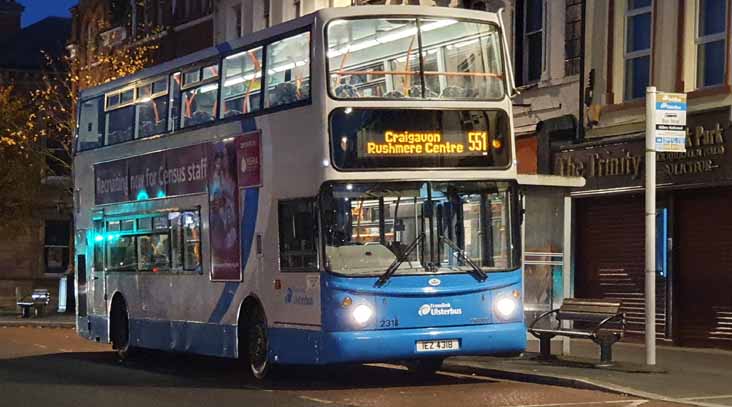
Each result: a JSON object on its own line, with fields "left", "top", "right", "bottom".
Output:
{"left": 73, "top": 6, "right": 524, "bottom": 379}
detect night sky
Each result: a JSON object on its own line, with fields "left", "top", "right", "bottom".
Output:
{"left": 19, "top": 0, "right": 77, "bottom": 27}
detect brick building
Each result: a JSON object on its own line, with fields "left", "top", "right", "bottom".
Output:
{"left": 0, "top": 1, "right": 72, "bottom": 310}
{"left": 68, "top": 0, "right": 215, "bottom": 77}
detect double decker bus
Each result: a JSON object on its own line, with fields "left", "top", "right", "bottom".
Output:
{"left": 73, "top": 6, "right": 524, "bottom": 379}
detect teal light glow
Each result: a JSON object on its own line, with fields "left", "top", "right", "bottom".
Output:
{"left": 156, "top": 190, "right": 166, "bottom": 198}
{"left": 94, "top": 235, "right": 104, "bottom": 242}
{"left": 136, "top": 190, "right": 150, "bottom": 201}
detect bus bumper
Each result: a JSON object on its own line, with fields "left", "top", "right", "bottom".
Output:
{"left": 317, "top": 322, "right": 526, "bottom": 364}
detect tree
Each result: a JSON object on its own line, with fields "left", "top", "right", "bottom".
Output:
{"left": 0, "top": 85, "right": 45, "bottom": 228}
{"left": 0, "top": 34, "right": 159, "bottom": 229}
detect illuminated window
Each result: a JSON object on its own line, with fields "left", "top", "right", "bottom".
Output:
{"left": 181, "top": 64, "right": 219, "bottom": 128}
{"left": 265, "top": 32, "right": 310, "bottom": 108}
{"left": 222, "top": 46, "right": 263, "bottom": 117}
{"left": 136, "top": 77, "right": 169, "bottom": 138}
{"left": 44, "top": 220, "right": 70, "bottom": 274}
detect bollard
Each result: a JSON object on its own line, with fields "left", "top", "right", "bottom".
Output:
{"left": 15, "top": 287, "right": 22, "bottom": 313}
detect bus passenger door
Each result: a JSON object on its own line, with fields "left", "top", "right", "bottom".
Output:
{"left": 272, "top": 199, "right": 321, "bottom": 330}
{"left": 89, "top": 220, "right": 107, "bottom": 318}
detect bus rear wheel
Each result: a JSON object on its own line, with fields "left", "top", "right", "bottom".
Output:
{"left": 248, "top": 307, "right": 270, "bottom": 380}
{"left": 110, "top": 298, "right": 132, "bottom": 362}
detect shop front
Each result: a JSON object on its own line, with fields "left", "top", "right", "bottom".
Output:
{"left": 554, "top": 108, "right": 732, "bottom": 349}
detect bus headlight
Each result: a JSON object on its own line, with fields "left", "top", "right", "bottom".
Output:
{"left": 352, "top": 304, "right": 374, "bottom": 326}
{"left": 494, "top": 297, "right": 518, "bottom": 320}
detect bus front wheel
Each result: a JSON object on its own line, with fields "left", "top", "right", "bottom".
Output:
{"left": 248, "top": 307, "right": 270, "bottom": 380}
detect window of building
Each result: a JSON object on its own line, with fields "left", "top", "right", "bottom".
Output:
{"left": 222, "top": 46, "right": 263, "bottom": 117}
{"left": 697, "top": 0, "right": 727, "bottom": 88}
{"left": 45, "top": 220, "right": 70, "bottom": 274}
{"left": 565, "top": 0, "right": 583, "bottom": 76}
{"left": 233, "top": 3, "right": 243, "bottom": 38}
{"left": 264, "top": 0, "right": 270, "bottom": 28}
{"left": 279, "top": 199, "right": 318, "bottom": 272}
{"left": 294, "top": 0, "right": 302, "bottom": 18}
{"left": 515, "top": 0, "right": 544, "bottom": 85}
{"left": 624, "top": 0, "right": 652, "bottom": 100}
{"left": 265, "top": 31, "right": 311, "bottom": 108}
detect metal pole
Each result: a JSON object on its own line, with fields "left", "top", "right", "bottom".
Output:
{"left": 576, "top": 0, "right": 587, "bottom": 143}
{"left": 645, "top": 86, "right": 657, "bottom": 366}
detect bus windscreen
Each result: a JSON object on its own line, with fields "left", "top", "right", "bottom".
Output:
{"left": 330, "top": 108, "right": 510, "bottom": 169}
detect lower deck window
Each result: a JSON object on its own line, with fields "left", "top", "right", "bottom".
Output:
{"left": 137, "top": 234, "right": 171, "bottom": 272}
{"left": 107, "top": 235, "right": 137, "bottom": 272}
{"left": 278, "top": 199, "right": 317, "bottom": 272}
{"left": 97, "top": 209, "right": 202, "bottom": 273}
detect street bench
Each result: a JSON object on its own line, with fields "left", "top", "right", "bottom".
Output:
{"left": 528, "top": 298, "right": 625, "bottom": 366}
{"left": 17, "top": 289, "right": 51, "bottom": 318}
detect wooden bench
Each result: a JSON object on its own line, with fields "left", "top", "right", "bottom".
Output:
{"left": 17, "top": 289, "right": 51, "bottom": 318}
{"left": 528, "top": 298, "right": 625, "bottom": 366}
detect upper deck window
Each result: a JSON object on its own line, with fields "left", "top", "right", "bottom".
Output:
{"left": 181, "top": 63, "right": 220, "bottom": 128}
{"left": 222, "top": 46, "right": 263, "bottom": 117}
{"left": 136, "top": 77, "right": 169, "bottom": 138}
{"left": 327, "top": 18, "right": 505, "bottom": 100}
{"left": 105, "top": 88, "right": 136, "bottom": 145}
{"left": 77, "top": 97, "right": 105, "bottom": 151}
{"left": 265, "top": 31, "right": 311, "bottom": 108}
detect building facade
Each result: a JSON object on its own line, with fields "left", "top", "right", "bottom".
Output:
{"left": 553, "top": 0, "right": 732, "bottom": 349}
{"left": 68, "top": 0, "right": 215, "bottom": 84}
{"left": 0, "top": 1, "right": 73, "bottom": 310}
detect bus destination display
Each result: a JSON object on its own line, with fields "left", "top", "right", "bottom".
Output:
{"left": 331, "top": 108, "right": 510, "bottom": 170}
{"left": 361, "top": 130, "right": 490, "bottom": 157}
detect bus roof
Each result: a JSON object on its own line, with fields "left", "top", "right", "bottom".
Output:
{"left": 79, "top": 6, "right": 503, "bottom": 100}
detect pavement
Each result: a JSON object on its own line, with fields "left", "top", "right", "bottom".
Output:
{"left": 0, "top": 309, "right": 75, "bottom": 329}
{"left": 1, "top": 311, "right": 730, "bottom": 406}
{"left": 444, "top": 339, "right": 732, "bottom": 407}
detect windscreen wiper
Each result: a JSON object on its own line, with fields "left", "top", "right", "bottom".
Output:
{"left": 440, "top": 235, "right": 487, "bottom": 282}
{"left": 375, "top": 233, "right": 425, "bottom": 287}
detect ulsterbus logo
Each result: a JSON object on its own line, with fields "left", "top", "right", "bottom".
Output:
{"left": 418, "top": 303, "right": 463, "bottom": 316}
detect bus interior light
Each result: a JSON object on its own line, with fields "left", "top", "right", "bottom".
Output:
{"left": 341, "top": 296, "right": 353, "bottom": 308}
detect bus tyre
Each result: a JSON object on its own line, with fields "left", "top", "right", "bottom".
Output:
{"left": 248, "top": 308, "right": 270, "bottom": 380}
{"left": 111, "top": 299, "right": 132, "bottom": 362}
{"left": 405, "top": 358, "right": 443, "bottom": 377}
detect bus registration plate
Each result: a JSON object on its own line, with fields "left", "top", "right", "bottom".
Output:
{"left": 416, "top": 339, "right": 459, "bottom": 352}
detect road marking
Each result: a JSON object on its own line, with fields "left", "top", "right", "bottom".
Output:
{"left": 681, "top": 395, "right": 732, "bottom": 401}
{"left": 508, "top": 400, "right": 647, "bottom": 407}
{"left": 59, "top": 348, "right": 73, "bottom": 353}
{"left": 33, "top": 344, "right": 48, "bottom": 349}
{"left": 299, "top": 396, "right": 334, "bottom": 404}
